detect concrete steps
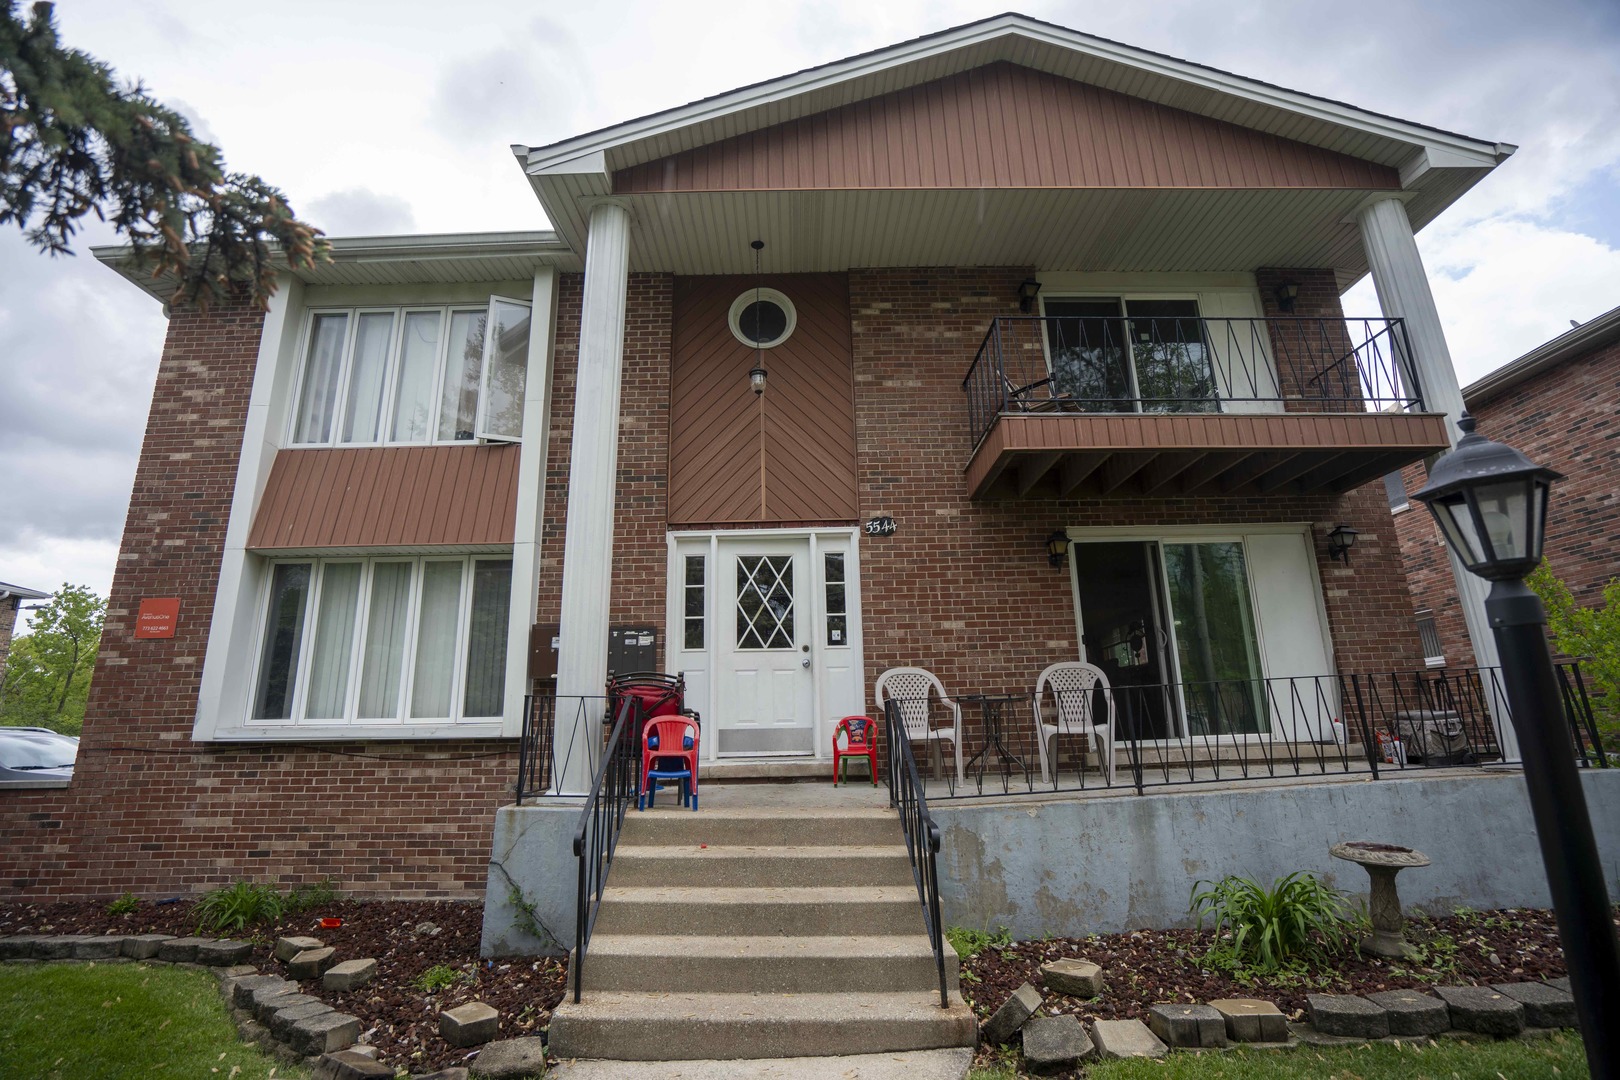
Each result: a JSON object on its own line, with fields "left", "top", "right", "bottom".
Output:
{"left": 547, "top": 804, "right": 977, "bottom": 1062}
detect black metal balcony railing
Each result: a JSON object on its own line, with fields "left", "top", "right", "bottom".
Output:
{"left": 962, "top": 315, "right": 1423, "bottom": 450}
{"left": 885, "top": 663, "right": 1604, "bottom": 802}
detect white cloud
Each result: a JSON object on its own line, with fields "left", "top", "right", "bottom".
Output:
{"left": 0, "top": 535, "right": 122, "bottom": 633}
{"left": 306, "top": 188, "right": 417, "bottom": 236}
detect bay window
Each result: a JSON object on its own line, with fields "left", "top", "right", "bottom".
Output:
{"left": 289, "top": 297, "right": 531, "bottom": 447}
{"left": 250, "top": 555, "right": 513, "bottom": 726}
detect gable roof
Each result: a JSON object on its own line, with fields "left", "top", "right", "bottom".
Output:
{"left": 1467, "top": 303, "right": 1620, "bottom": 407}
{"left": 515, "top": 12, "right": 1511, "bottom": 178}
{"left": 0, "top": 581, "right": 49, "bottom": 602}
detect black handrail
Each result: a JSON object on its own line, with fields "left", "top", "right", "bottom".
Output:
{"left": 884, "top": 698, "right": 950, "bottom": 1008}
{"left": 570, "top": 694, "right": 641, "bottom": 1003}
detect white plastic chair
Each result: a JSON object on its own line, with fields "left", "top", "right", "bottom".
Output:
{"left": 874, "top": 667, "right": 964, "bottom": 784}
{"left": 1032, "top": 661, "right": 1116, "bottom": 785}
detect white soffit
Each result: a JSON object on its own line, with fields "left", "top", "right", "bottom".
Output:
{"left": 516, "top": 13, "right": 1512, "bottom": 178}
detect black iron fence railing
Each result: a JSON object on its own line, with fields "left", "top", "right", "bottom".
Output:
{"left": 962, "top": 315, "right": 1422, "bottom": 450}
{"left": 885, "top": 663, "right": 1602, "bottom": 802}
{"left": 515, "top": 691, "right": 614, "bottom": 802}
{"left": 884, "top": 698, "right": 951, "bottom": 1008}
{"left": 570, "top": 694, "right": 642, "bottom": 1004}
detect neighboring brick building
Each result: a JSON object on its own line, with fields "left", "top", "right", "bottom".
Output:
{"left": 1393, "top": 304, "right": 1620, "bottom": 668}
{"left": 0, "top": 581, "right": 49, "bottom": 672}
{"left": 2, "top": 13, "right": 1514, "bottom": 899}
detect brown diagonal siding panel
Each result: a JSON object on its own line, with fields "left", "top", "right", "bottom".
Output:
{"left": 669, "top": 273, "right": 858, "bottom": 526}
{"left": 247, "top": 445, "right": 519, "bottom": 550}
{"left": 615, "top": 63, "right": 1399, "bottom": 194}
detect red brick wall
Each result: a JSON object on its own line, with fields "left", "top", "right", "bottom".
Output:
{"left": 849, "top": 267, "right": 1426, "bottom": 741}
{"left": 1396, "top": 335, "right": 1620, "bottom": 666}
{"left": 1, "top": 298, "right": 516, "bottom": 901}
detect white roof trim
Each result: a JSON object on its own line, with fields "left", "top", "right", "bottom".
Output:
{"left": 520, "top": 13, "right": 1510, "bottom": 176}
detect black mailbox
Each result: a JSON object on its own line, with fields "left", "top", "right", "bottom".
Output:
{"left": 607, "top": 626, "right": 659, "bottom": 676}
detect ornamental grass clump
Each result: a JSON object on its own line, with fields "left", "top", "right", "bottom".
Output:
{"left": 194, "top": 880, "right": 284, "bottom": 934}
{"left": 1189, "top": 871, "right": 1356, "bottom": 974}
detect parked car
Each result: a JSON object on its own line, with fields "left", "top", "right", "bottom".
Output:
{"left": 0, "top": 727, "right": 78, "bottom": 782}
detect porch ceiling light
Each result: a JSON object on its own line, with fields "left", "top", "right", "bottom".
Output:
{"left": 1018, "top": 278, "right": 1043, "bottom": 314}
{"left": 1275, "top": 281, "right": 1300, "bottom": 313}
{"left": 1327, "top": 524, "right": 1360, "bottom": 564}
{"left": 1412, "top": 413, "right": 1562, "bottom": 581}
{"left": 749, "top": 239, "right": 767, "bottom": 395}
{"left": 1045, "top": 530, "right": 1070, "bottom": 568}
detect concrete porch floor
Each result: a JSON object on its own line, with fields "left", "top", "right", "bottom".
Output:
{"left": 683, "top": 779, "right": 891, "bottom": 810}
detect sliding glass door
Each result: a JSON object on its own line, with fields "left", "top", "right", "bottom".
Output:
{"left": 1073, "top": 539, "right": 1267, "bottom": 740}
{"left": 1042, "top": 298, "right": 1220, "bottom": 413}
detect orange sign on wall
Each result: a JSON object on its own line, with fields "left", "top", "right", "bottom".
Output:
{"left": 135, "top": 598, "right": 180, "bottom": 639}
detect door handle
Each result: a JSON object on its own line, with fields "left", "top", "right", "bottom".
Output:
{"left": 801, "top": 658, "right": 811, "bottom": 669}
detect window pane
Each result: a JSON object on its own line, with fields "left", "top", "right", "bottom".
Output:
{"left": 252, "top": 563, "right": 311, "bottom": 720}
{"left": 293, "top": 314, "right": 349, "bottom": 443}
{"left": 463, "top": 560, "right": 512, "bottom": 717}
{"left": 1043, "top": 299, "right": 1132, "bottom": 412}
{"left": 305, "top": 563, "right": 361, "bottom": 719}
{"left": 438, "top": 310, "right": 485, "bottom": 441}
{"left": 411, "top": 562, "right": 464, "bottom": 718}
{"left": 1125, "top": 300, "right": 1216, "bottom": 414}
{"left": 1163, "top": 543, "right": 1266, "bottom": 735}
{"left": 684, "top": 555, "right": 705, "bottom": 650}
{"left": 390, "top": 311, "right": 442, "bottom": 443}
{"left": 736, "top": 555, "right": 793, "bottom": 650}
{"left": 1384, "top": 470, "right": 1409, "bottom": 510}
{"left": 340, "top": 312, "right": 396, "bottom": 443}
{"left": 479, "top": 299, "right": 529, "bottom": 440}
{"left": 1417, "top": 615, "right": 1444, "bottom": 662}
{"left": 358, "top": 562, "right": 412, "bottom": 719}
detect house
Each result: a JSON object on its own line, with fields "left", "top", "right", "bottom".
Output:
{"left": 0, "top": 581, "right": 49, "bottom": 670}
{"left": 4, "top": 13, "right": 1563, "bottom": 916}
{"left": 1394, "top": 303, "right": 1620, "bottom": 668}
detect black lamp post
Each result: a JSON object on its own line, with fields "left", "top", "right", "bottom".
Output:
{"left": 1413, "top": 413, "right": 1618, "bottom": 1078}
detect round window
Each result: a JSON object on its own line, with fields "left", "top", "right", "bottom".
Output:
{"left": 728, "top": 288, "right": 797, "bottom": 349}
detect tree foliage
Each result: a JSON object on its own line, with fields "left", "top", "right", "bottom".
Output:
{"left": 0, "top": 583, "right": 103, "bottom": 734}
{"left": 0, "top": 1, "right": 327, "bottom": 309}
{"left": 1527, "top": 560, "right": 1620, "bottom": 754}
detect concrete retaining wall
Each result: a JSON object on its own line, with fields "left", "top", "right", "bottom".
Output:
{"left": 933, "top": 769, "right": 1620, "bottom": 938}
{"left": 479, "top": 770, "right": 1620, "bottom": 955}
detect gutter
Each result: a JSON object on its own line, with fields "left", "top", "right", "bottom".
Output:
{"left": 1465, "top": 304, "right": 1620, "bottom": 408}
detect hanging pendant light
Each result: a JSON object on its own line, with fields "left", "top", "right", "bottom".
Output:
{"left": 748, "top": 239, "right": 767, "bottom": 395}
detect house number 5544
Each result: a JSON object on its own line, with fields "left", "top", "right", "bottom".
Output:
{"left": 864, "top": 516, "right": 897, "bottom": 536}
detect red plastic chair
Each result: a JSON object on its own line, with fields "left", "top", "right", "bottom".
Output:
{"left": 640, "top": 717, "right": 699, "bottom": 810}
{"left": 832, "top": 715, "right": 878, "bottom": 787}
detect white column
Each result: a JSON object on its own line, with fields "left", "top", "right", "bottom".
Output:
{"left": 1357, "top": 196, "right": 1517, "bottom": 759}
{"left": 553, "top": 201, "right": 632, "bottom": 792}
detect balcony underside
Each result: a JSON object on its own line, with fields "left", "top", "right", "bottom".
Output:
{"left": 966, "top": 411, "right": 1450, "bottom": 499}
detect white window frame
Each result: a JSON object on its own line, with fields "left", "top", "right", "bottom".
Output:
{"left": 285, "top": 301, "right": 529, "bottom": 448}
{"left": 474, "top": 295, "right": 534, "bottom": 443}
{"left": 245, "top": 553, "right": 511, "bottom": 732}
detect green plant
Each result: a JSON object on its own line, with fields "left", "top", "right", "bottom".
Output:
{"left": 283, "top": 877, "right": 339, "bottom": 914}
{"left": 194, "top": 881, "right": 284, "bottom": 934}
{"left": 105, "top": 891, "right": 139, "bottom": 915}
{"left": 945, "top": 925, "right": 1013, "bottom": 960}
{"left": 1529, "top": 560, "right": 1620, "bottom": 756}
{"left": 1189, "top": 872, "right": 1354, "bottom": 973}
{"left": 415, "top": 964, "right": 469, "bottom": 994}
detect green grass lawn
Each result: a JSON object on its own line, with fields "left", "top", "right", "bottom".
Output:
{"left": 0, "top": 962, "right": 307, "bottom": 1080}
{"left": 971, "top": 1032, "right": 1589, "bottom": 1079}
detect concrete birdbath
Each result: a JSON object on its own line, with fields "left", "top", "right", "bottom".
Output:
{"left": 1330, "top": 841, "right": 1431, "bottom": 958}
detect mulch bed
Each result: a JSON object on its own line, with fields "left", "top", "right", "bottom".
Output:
{"left": 960, "top": 906, "right": 1575, "bottom": 1032}
{"left": 0, "top": 897, "right": 567, "bottom": 1074}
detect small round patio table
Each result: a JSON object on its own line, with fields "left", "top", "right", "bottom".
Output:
{"left": 1329, "top": 840, "right": 1431, "bottom": 958}
{"left": 960, "top": 693, "right": 1033, "bottom": 795}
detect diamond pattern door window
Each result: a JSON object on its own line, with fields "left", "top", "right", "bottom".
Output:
{"left": 736, "top": 555, "right": 795, "bottom": 650}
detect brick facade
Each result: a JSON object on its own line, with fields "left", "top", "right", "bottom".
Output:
{"left": 5, "top": 264, "right": 1428, "bottom": 901}
{"left": 1395, "top": 334, "right": 1620, "bottom": 667}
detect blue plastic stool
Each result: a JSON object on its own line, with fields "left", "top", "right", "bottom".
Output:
{"left": 640, "top": 758, "right": 696, "bottom": 810}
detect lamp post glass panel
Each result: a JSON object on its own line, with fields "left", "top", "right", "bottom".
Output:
{"left": 1414, "top": 413, "right": 1617, "bottom": 1078}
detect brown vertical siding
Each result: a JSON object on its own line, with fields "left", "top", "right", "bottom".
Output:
{"left": 614, "top": 62, "right": 1400, "bottom": 194}
{"left": 247, "top": 445, "right": 520, "bottom": 549}
{"left": 668, "top": 274, "right": 859, "bottom": 525}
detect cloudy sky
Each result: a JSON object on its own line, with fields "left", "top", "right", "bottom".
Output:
{"left": 4, "top": 0, "right": 1618, "bottom": 626}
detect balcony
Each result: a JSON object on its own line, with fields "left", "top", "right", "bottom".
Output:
{"left": 962, "top": 314, "right": 1451, "bottom": 499}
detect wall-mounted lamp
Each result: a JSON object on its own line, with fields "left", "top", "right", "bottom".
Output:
{"left": 1274, "top": 281, "right": 1300, "bottom": 314}
{"left": 1018, "top": 278, "right": 1043, "bottom": 314}
{"left": 1327, "top": 523, "right": 1360, "bottom": 564}
{"left": 749, "top": 366, "right": 767, "bottom": 395}
{"left": 1045, "top": 529, "right": 1071, "bottom": 568}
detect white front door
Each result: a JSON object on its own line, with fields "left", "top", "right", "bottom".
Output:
{"left": 718, "top": 538, "right": 814, "bottom": 755}
{"left": 668, "top": 530, "right": 864, "bottom": 760}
